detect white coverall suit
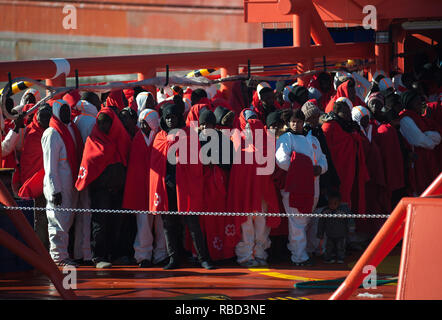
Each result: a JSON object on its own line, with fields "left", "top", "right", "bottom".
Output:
{"left": 133, "top": 109, "right": 167, "bottom": 264}
{"left": 41, "top": 101, "right": 79, "bottom": 263}
{"left": 275, "top": 131, "right": 328, "bottom": 263}
{"left": 71, "top": 100, "right": 98, "bottom": 261}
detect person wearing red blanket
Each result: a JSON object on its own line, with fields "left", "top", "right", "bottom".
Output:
{"left": 308, "top": 71, "right": 336, "bottom": 111}
{"left": 366, "top": 93, "right": 405, "bottom": 211}
{"left": 149, "top": 103, "right": 214, "bottom": 270}
{"left": 325, "top": 78, "right": 365, "bottom": 114}
{"left": 75, "top": 106, "right": 132, "bottom": 268}
{"left": 122, "top": 108, "right": 167, "bottom": 268}
{"left": 42, "top": 99, "right": 84, "bottom": 267}
{"left": 1, "top": 97, "right": 26, "bottom": 170}
{"left": 229, "top": 80, "right": 253, "bottom": 116}
{"left": 351, "top": 105, "right": 387, "bottom": 235}
{"left": 186, "top": 89, "right": 216, "bottom": 126}
{"left": 399, "top": 90, "right": 441, "bottom": 195}
{"left": 322, "top": 99, "right": 369, "bottom": 216}
{"left": 196, "top": 109, "right": 239, "bottom": 261}
{"left": 18, "top": 105, "right": 52, "bottom": 250}
{"left": 276, "top": 108, "right": 327, "bottom": 266}
{"left": 227, "top": 109, "right": 281, "bottom": 267}
{"left": 105, "top": 89, "right": 127, "bottom": 111}
{"left": 252, "top": 82, "right": 282, "bottom": 124}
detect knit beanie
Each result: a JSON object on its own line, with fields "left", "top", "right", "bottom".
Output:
{"left": 301, "top": 100, "right": 321, "bottom": 119}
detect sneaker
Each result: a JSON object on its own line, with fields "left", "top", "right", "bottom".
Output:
{"left": 139, "top": 259, "right": 153, "bottom": 268}
{"left": 56, "top": 259, "right": 79, "bottom": 267}
{"left": 201, "top": 261, "right": 216, "bottom": 270}
{"left": 95, "top": 261, "right": 112, "bottom": 269}
{"left": 293, "top": 258, "right": 314, "bottom": 267}
{"left": 239, "top": 259, "right": 259, "bottom": 268}
{"left": 255, "top": 258, "right": 268, "bottom": 267}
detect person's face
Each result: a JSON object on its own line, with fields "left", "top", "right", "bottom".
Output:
{"left": 120, "top": 111, "right": 137, "bottom": 136}
{"left": 305, "top": 113, "right": 320, "bottom": 128}
{"left": 97, "top": 115, "right": 112, "bottom": 134}
{"left": 368, "top": 99, "right": 383, "bottom": 114}
{"left": 360, "top": 115, "right": 369, "bottom": 129}
{"left": 260, "top": 90, "right": 275, "bottom": 108}
{"left": 328, "top": 197, "right": 340, "bottom": 210}
{"left": 289, "top": 117, "right": 304, "bottom": 134}
{"left": 199, "top": 122, "right": 215, "bottom": 131}
{"left": 37, "top": 110, "right": 52, "bottom": 129}
{"left": 337, "top": 106, "right": 352, "bottom": 122}
{"left": 165, "top": 113, "right": 178, "bottom": 129}
{"left": 59, "top": 104, "right": 71, "bottom": 124}
{"left": 140, "top": 120, "right": 151, "bottom": 136}
{"left": 146, "top": 95, "right": 156, "bottom": 108}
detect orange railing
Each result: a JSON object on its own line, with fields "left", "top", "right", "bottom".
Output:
{"left": 329, "top": 172, "right": 442, "bottom": 300}
{"left": 0, "top": 180, "right": 77, "bottom": 299}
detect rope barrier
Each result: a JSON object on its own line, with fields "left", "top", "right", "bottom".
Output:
{"left": 1, "top": 205, "right": 391, "bottom": 218}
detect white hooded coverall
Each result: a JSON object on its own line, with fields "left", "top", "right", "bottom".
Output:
{"left": 71, "top": 100, "right": 98, "bottom": 261}
{"left": 275, "top": 131, "right": 328, "bottom": 263}
{"left": 132, "top": 109, "right": 167, "bottom": 264}
{"left": 41, "top": 100, "right": 79, "bottom": 263}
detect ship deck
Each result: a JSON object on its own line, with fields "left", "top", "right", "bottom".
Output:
{"left": 0, "top": 247, "right": 400, "bottom": 300}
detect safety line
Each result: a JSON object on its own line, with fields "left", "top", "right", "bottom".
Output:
{"left": 1, "top": 205, "right": 391, "bottom": 218}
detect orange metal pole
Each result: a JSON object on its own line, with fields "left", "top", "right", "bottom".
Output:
{"left": 375, "top": 19, "right": 392, "bottom": 73}
{"left": 137, "top": 68, "right": 157, "bottom": 100}
{"left": 0, "top": 229, "right": 77, "bottom": 300}
{"left": 0, "top": 43, "right": 374, "bottom": 82}
{"left": 329, "top": 200, "right": 407, "bottom": 300}
{"left": 220, "top": 66, "right": 237, "bottom": 100}
{"left": 0, "top": 180, "right": 77, "bottom": 299}
{"left": 329, "top": 173, "right": 442, "bottom": 300}
{"left": 293, "top": 6, "right": 313, "bottom": 86}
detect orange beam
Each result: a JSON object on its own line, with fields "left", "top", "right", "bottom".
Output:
{"left": 329, "top": 172, "right": 442, "bottom": 300}
{"left": 245, "top": 0, "right": 442, "bottom": 23}
{"left": 0, "top": 180, "right": 77, "bottom": 299}
{"left": 0, "top": 42, "right": 374, "bottom": 82}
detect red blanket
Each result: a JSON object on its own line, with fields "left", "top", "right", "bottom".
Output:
{"left": 227, "top": 110, "right": 280, "bottom": 228}
{"left": 49, "top": 115, "right": 83, "bottom": 182}
{"left": 325, "top": 80, "right": 365, "bottom": 113}
{"left": 373, "top": 123, "right": 405, "bottom": 209}
{"left": 399, "top": 109, "right": 440, "bottom": 194}
{"left": 149, "top": 128, "right": 204, "bottom": 212}
{"left": 309, "top": 72, "right": 335, "bottom": 111}
{"left": 322, "top": 120, "right": 369, "bottom": 213}
{"left": 18, "top": 116, "right": 46, "bottom": 198}
{"left": 106, "top": 89, "right": 126, "bottom": 111}
{"left": 75, "top": 107, "right": 131, "bottom": 191}
{"left": 185, "top": 98, "right": 214, "bottom": 127}
{"left": 251, "top": 91, "right": 282, "bottom": 123}
{"left": 199, "top": 164, "right": 241, "bottom": 261}
{"left": 285, "top": 151, "right": 315, "bottom": 213}
{"left": 122, "top": 130, "right": 153, "bottom": 210}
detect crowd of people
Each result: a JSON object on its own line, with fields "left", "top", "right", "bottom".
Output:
{"left": 1, "top": 57, "right": 441, "bottom": 270}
